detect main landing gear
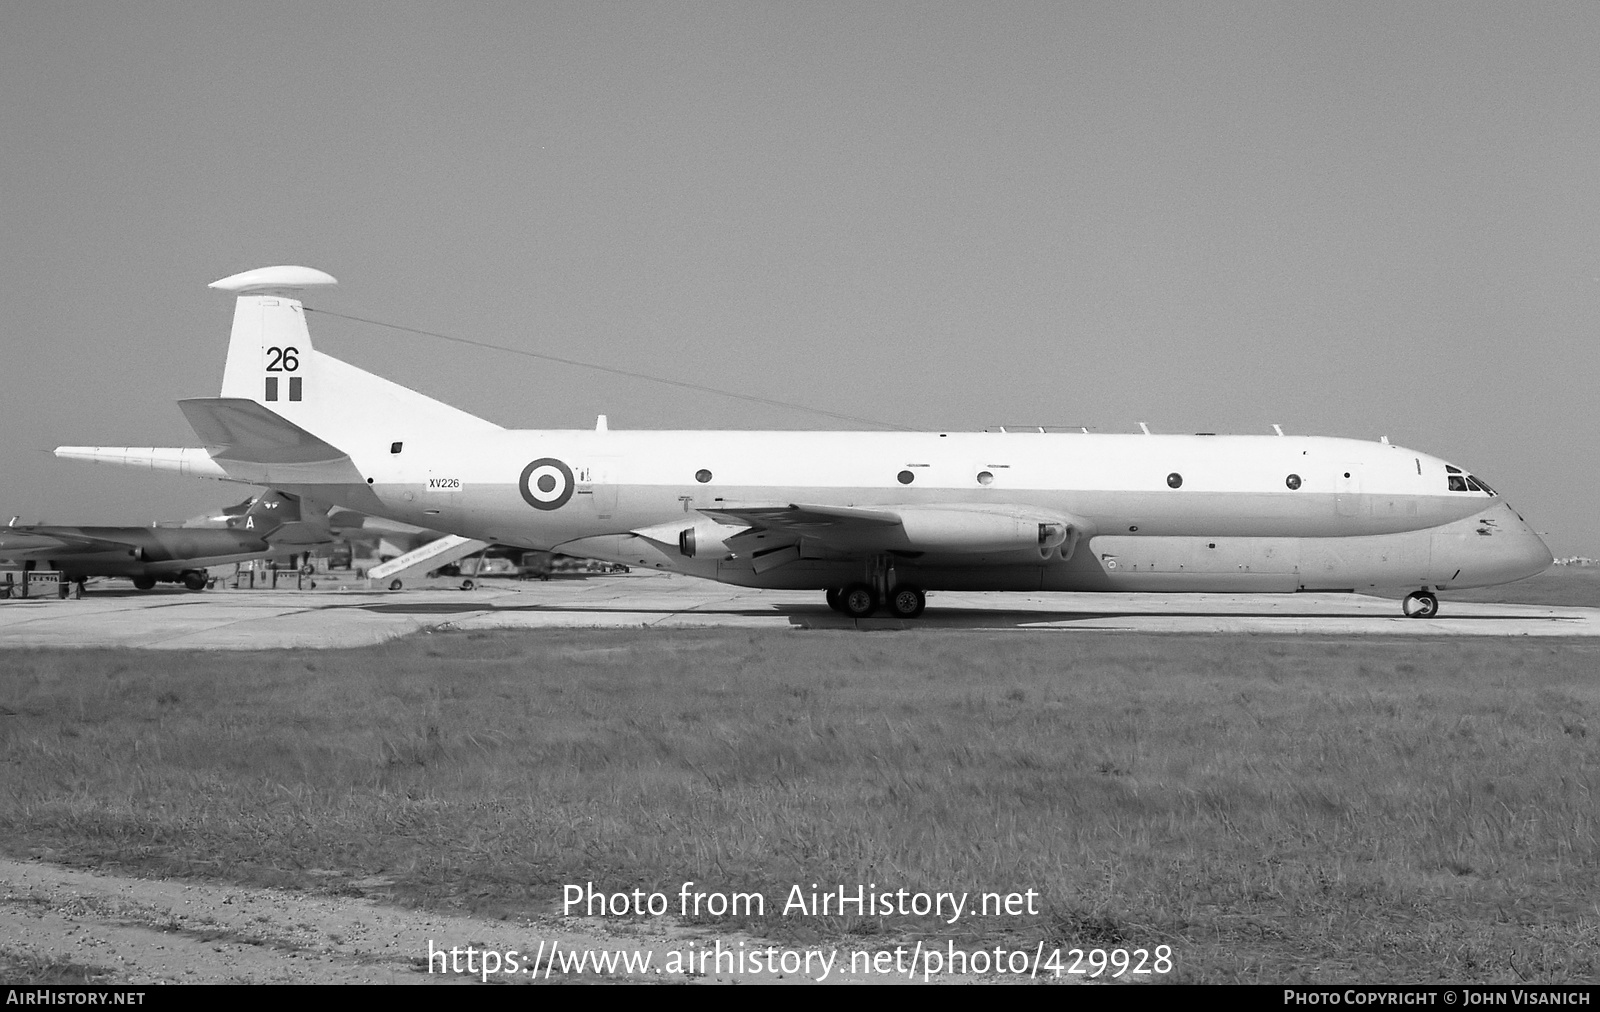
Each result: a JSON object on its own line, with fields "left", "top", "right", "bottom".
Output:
{"left": 1403, "top": 591, "right": 1439, "bottom": 618}
{"left": 826, "top": 583, "right": 927, "bottom": 619}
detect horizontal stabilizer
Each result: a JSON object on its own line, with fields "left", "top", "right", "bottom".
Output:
{"left": 178, "top": 398, "right": 367, "bottom": 484}
{"left": 180, "top": 398, "right": 349, "bottom": 464}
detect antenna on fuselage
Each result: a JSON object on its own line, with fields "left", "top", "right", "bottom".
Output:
{"left": 1272, "top": 424, "right": 1284, "bottom": 436}
{"left": 1138, "top": 422, "right": 1151, "bottom": 435}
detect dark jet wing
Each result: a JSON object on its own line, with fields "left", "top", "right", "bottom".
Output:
{"left": 0, "top": 528, "right": 140, "bottom": 560}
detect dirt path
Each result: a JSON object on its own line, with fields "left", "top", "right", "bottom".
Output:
{"left": 1, "top": 859, "right": 987, "bottom": 984}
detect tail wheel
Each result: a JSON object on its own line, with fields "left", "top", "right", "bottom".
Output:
{"left": 461, "top": 579, "right": 475, "bottom": 591}
{"left": 841, "top": 582, "right": 879, "bottom": 618}
{"left": 1402, "top": 591, "right": 1439, "bottom": 618}
{"left": 388, "top": 579, "right": 403, "bottom": 591}
{"left": 887, "top": 585, "right": 926, "bottom": 618}
{"left": 825, "top": 588, "right": 846, "bottom": 612}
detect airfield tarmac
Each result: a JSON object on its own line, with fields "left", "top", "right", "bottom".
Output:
{"left": 0, "top": 569, "right": 1596, "bottom": 649}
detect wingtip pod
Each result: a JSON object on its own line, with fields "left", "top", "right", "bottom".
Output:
{"left": 209, "top": 266, "right": 337, "bottom": 295}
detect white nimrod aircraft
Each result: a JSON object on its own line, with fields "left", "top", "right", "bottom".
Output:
{"left": 56, "top": 266, "right": 1552, "bottom": 618}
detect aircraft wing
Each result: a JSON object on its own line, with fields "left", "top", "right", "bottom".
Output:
{"left": 699, "top": 502, "right": 903, "bottom": 533}
{"left": 699, "top": 502, "right": 1087, "bottom": 557}
{"left": 0, "top": 529, "right": 139, "bottom": 560}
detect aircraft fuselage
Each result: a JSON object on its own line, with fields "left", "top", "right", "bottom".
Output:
{"left": 297, "top": 429, "right": 1548, "bottom": 596}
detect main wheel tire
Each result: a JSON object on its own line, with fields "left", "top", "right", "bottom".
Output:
{"left": 825, "top": 588, "right": 845, "bottom": 612}
{"left": 841, "top": 582, "right": 879, "bottom": 618}
{"left": 132, "top": 576, "right": 156, "bottom": 591}
{"left": 887, "top": 585, "right": 926, "bottom": 618}
{"left": 1403, "top": 591, "right": 1439, "bottom": 618}
{"left": 181, "top": 571, "right": 208, "bottom": 591}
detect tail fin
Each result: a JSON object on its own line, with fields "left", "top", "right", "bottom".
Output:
{"left": 226, "top": 489, "right": 302, "bottom": 536}
{"left": 208, "top": 266, "right": 501, "bottom": 458}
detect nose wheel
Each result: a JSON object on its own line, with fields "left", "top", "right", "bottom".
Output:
{"left": 1403, "top": 591, "right": 1439, "bottom": 618}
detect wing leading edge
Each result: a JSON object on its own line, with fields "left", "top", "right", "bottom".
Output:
{"left": 690, "top": 502, "right": 1087, "bottom": 562}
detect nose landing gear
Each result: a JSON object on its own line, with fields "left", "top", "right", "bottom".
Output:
{"left": 1403, "top": 591, "right": 1439, "bottom": 618}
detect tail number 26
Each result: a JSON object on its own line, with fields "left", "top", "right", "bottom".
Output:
{"left": 266, "top": 347, "right": 299, "bottom": 372}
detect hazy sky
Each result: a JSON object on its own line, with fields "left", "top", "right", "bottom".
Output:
{"left": 4, "top": 3, "right": 1597, "bottom": 555}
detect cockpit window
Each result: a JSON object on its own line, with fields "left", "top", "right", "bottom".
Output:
{"left": 1445, "top": 468, "right": 1498, "bottom": 495}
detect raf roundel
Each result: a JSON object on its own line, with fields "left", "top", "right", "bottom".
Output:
{"left": 519, "top": 458, "right": 575, "bottom": 511}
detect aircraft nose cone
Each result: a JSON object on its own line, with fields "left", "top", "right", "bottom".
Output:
{"left": 1430, "top": 501, "right": 1552, "bottom": 590}
{"left": 1485, "top": 503, "right": 1553, "bottom": 584}
{"left": 1510, "top": 517, "right": 1555, "bottom": 581}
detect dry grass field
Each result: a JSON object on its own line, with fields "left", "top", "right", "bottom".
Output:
{"left": 3, "top": 597, "right": 1598, "bottom": 983}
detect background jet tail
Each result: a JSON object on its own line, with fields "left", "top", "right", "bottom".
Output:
{"left": 226, "top": 489, "right": 301, "bottom": 537}
{"left": 209, "top": 266, "right": 502, "bottom": 463}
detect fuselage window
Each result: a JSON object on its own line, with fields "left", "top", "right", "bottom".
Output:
{"left": 695, "top": 469, "right": 712, "bottom": 483}
{"left": 976, "top": 471, "right": 994, "bottom": 486}
{"left": 897, "top": 470, "right": 915, "bottom": 485}
{"left": 1285, "top": 474, "right": 1301, "bottom": 490}
{"left": 1167, "top": 472, "right": 1183, "bottom": 489}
